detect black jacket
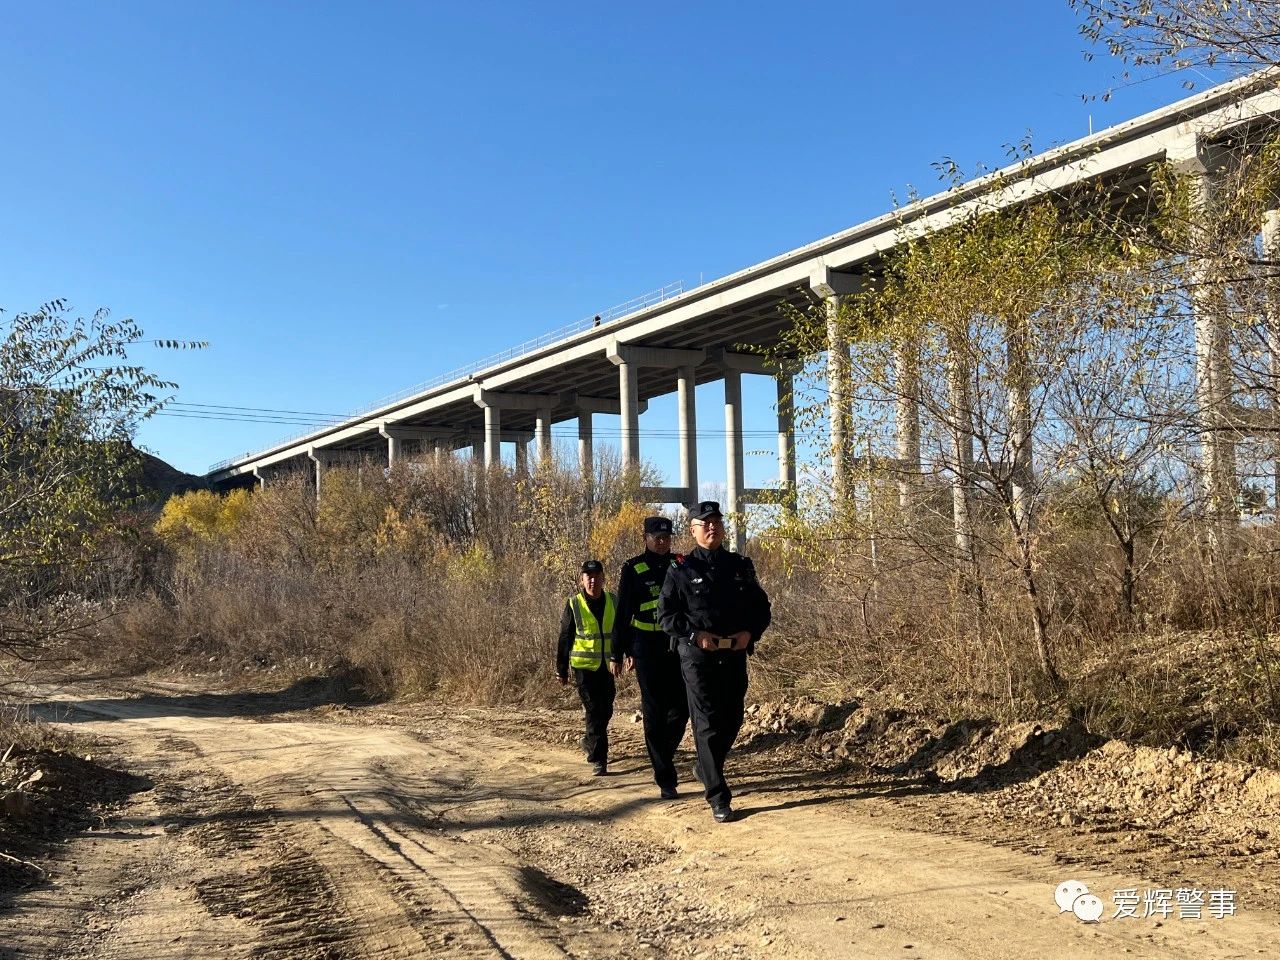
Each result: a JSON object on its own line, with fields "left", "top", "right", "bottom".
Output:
{"left": 615, "top": 550, "right": 674, "bottom": 657}
{"left": 657, "top": 546, "right": 771, "bottom": 655}
{"left": 556, "top": 590, "right": 611, "bottom": 679}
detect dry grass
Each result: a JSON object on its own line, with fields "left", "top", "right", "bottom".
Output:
{"left": 90, "top": 457, "right": 640, "bottom": 707}
{"left": 78, "top": 458, "right": 1280, "bottom": 766}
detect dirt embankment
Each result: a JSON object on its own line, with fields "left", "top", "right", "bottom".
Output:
{"left": 0, "top": 744, "right": 148, "bottom": 904}
{"left": 734, "top": 695, "right": 1280, "bottom": 910}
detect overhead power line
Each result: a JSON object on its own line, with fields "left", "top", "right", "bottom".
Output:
{"left": 168, "top": 400, "right": 349, "bottom": 418}
{"left": 156, "top": 411, "right": 337, "bottom": 427}
{"left": 157, "top": 407, "right": 813, "bottom": 437}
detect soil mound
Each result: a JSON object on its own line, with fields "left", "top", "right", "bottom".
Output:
{"left": 0, "top": 747, "right": 149, "bottom": 903}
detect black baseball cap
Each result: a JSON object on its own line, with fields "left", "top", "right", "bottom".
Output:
{"left": 581, "top": 559, "right": 604, "bottom": 574}
{"left": 691, "top": 500, "right": 723, "bottom": 521}
{"left": 643, "top": 516, "right": 673, "bottom": 536}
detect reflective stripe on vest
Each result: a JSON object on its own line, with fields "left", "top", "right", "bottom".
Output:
{"left": 628, "top": 558, "right": 667, "bottom": 638}
{"left": 631, "top": 596, "right": 661, "bottom": 631}
{"left": 570, "top": 591, "right": 616, "bottom": 670}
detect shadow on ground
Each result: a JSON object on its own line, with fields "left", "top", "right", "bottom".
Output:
{"left": 28, "top": 672, "right": 380, "bottom": 727}
{"left": 733, "top": 716, "right": 1107, "bottom": 808}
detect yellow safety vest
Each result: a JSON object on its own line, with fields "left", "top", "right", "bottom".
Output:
{"left": 570, "top": 591, "right": 617, "bottom": 670}
{"left": 629, "top": 560, "right": 662, "bottom": 633}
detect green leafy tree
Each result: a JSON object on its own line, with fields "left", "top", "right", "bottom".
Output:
{"left": 1, "top": 299, "right": 187, "bottom": 663}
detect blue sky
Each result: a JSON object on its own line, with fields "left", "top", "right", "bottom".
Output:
{"left": 0, "top": 2, "right": 1208, "bottom": 483}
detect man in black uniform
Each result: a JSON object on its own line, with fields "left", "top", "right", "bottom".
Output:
{"left": 616, "top": 515, "right": 688, "bottom": 800}
{"left": 555, "top": 560, "right": 623, "bottom": 776}
{"left": 658, "top": 501, "right": 771, "bottom": 823}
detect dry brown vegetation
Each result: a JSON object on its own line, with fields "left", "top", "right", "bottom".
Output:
{"left": 73, "top": 442, "right": 1280, "bottom": 769}
{"left": 94, "top": 455, "right": 657, "bottom": 706}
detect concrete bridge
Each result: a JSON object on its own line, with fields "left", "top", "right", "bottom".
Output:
{"left": 208, "top": 70, "right": 1280, "bottom": 549}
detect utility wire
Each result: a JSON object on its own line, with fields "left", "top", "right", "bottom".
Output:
{"left": 155, "top": 411, "right": 338, "bottom": 426}
{"left": 168, "top": 400, "right": 350, "bottom": 418}
{"left": 156, "top": 408, "right": 815, "bottom": 437}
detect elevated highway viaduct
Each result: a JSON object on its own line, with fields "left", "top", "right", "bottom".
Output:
{"left": 208, "top": 70, "right": 1280, "bottom": 550}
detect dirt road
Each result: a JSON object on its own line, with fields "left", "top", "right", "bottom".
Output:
{"left": 3, "top": 681, "right": 1277, "bottom": 959}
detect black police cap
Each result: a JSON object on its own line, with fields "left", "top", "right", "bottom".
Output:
{"left": 643, "top": 516, "right": 673, "bottom": 536}
{"left": 691, "top": 500, "right": 723, "bottom": 521}
{"left": 581, "top": 559, "right": 604, "bottom": 574}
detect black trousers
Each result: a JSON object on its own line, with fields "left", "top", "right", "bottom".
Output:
{"left": 633, "top": 645, "right": 690, "bottom": 790}
{"left": 678, "top": 646, "right": 749, "bottom": 808}
{"left": 573, "top": 665, "right": 615, "bottom": 764}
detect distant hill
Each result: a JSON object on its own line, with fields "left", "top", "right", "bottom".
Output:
{"left": 133, "top": 447, "right": 206, "bottom": 499}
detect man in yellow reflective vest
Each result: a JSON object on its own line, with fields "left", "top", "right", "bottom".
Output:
{"left": 616, "top": 516, "right": 688, "bottom": 799}
{"left": 555, "top": 559, "right": 623, "bottom": 776}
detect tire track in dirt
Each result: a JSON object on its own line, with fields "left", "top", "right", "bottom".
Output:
{"left": 22, "top": 687, "right": 639, "bottom": 959}
{"left": 168, "top": 771, "right": 365, "bottom": 960}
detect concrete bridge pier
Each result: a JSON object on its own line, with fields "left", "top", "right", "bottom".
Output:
{"left": 894, "top": 341, "right": 922, "bottom": 508}
{"left": 617, "top": 358, "right": 640, "bottom": 473}
{"left": 380, "top": 424, "right": 449, "bottom": 467}
{"left": 563, "top": 392, "right": 646, "bottom": 495}
{"left": 472, "top": 388, "right": 558, "bottom": 472}
{"left": 306, "top": 446, "right": 345, "bottom": 497}
{"left": 776, "top": 366, "right": 798, "bottom": 510}
{"left": 578, "top": 408, "right": 593, "bottom": 490}
{"left": 1263, "top": 209, "right": 1280, "bottom": 518}
{"left": 810, "top": 267, "right": 862, "bottom": 510}
{"left": 483, "top": 406, "right": 501, "bottom": 470}
{"left": 714, "top": 348, "right": 776, "bottom": 551}
{"left": 678, "top": 364, "right": 698, "bottom": 509}
{"left": 306, "top": 447, "right": 323, "bottom": 496}
{"left": 823, "top": 298, "right": 849, "bottom": 503}
{"left": 1006, "top": 320, "right": 1035, "bottom": 532}
{"left": 607, "top": 341, "right": 705, "bottom": 498}
{"left": 534, "top": 408, "right": 553, "bottom": 468}
{"left": 723, "top": 365, "right": 744, "bottom": 551}
{"left": 1172, "top": 136, "right": 1239, "bottom": 526}
{"left": 944, "top": 341, "right": 978, "bottom": 580}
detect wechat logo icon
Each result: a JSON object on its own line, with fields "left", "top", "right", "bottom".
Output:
{"left": 1055, "top": 880, "right": 1104, "bottom": 923}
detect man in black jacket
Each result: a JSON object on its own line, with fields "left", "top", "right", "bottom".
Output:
{"left": 658, "top": 501, "right": 771, "bottom": 822}
{"left": 555, "top": 560, "right": 623, "bottom": 776}
{"left": 616, "top": 515, "right": 688, "bottom": 800}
